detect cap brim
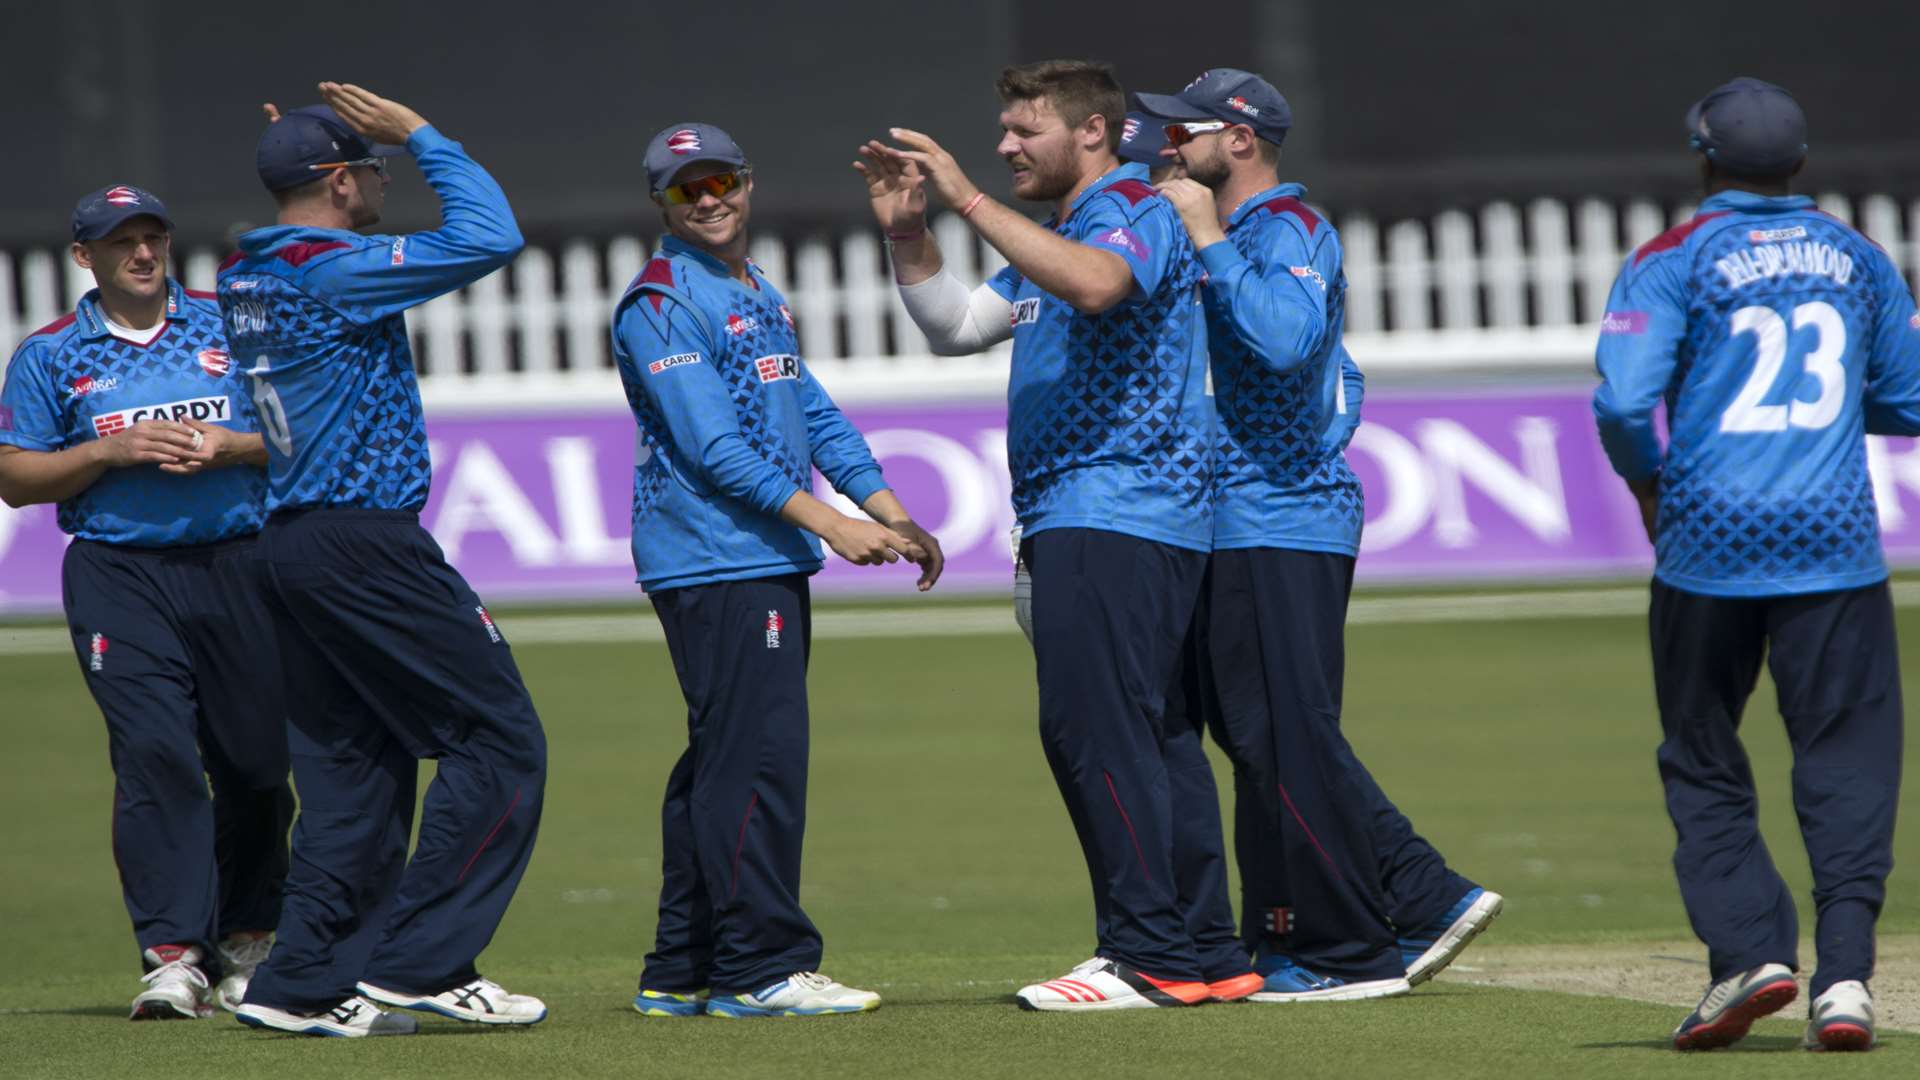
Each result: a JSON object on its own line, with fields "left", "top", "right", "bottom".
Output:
{"left": 1132, "top": 91, "right": 1213, "bottom": 121}
{"left": 368, "top": 142, "right": 407, "bottom": 157}
{"left": 77, "top": 207, "right": 173, "bottom": 242}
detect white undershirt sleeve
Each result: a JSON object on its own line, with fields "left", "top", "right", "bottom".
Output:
{"left": 897, "top": 267, "right": 1015, "bottom": 356}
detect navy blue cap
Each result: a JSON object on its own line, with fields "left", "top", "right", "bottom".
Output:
{"left": 255, "top": 105, "right": 405, "bottom": 192}
{"left": 1134, "top": 68, "right": 1292, "bottom": 146}
{"left": 1686, "top": 77, "right": 1807, "bottom": 175}
{"left": 72, "top": 185, "right": 173, "bottom": 242}
{"left": 1117, "top": 111, "right": 1169, "bottom": 165}
{"left": 646, "top": 122, "right": 750, "bottom": 194}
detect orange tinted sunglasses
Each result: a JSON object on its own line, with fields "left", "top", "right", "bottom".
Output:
{"left": 659, "top": 170, "right": 750, "bottom": 205}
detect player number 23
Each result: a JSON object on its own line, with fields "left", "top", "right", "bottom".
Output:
{"left": 1720, "top": 301, "right": 1846, "bottom": 433}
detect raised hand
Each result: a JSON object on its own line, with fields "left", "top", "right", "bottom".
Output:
{"left": 262, "top": 103, "right": 282, "bottom": 123}
{"left": 317, "top": 82, "right": 428, "bottom": 146}
{"left": 854, "top": 140, "right": 928, "bottom": 235}
{"left": 881, "top": 128, "right": 980, "bottom": 212}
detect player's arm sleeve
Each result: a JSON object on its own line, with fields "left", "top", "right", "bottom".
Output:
{"left": 1592, "top": 256, "right": 1688, "bottom": 481}
{"left": 897, "top": 268, "right": 1014, "bottom": 355}
{"left": 1078, "top": 199, "right": 1174, "bottom": 305}
{"left": 0, "top": 342, "right": 67, "bottom": 451}
{"left": 1862, "top": 257, "right": 1920, "bottom": 436}
{"left": 1196, "top": 221, "right": 1334, "bottom": 373}
{"left": 613, "top": 296, "right": 801, "bottom": 515}
{"left": 797, "top": 361, "right": 889, "bottom": 505}
{"left": 302, "top": 125, "right": 525, "bottom": 319}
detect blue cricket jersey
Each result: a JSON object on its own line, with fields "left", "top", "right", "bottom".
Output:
{"left": 611, "top": 237, "right": 889, "bottom": 592}
{"left": 987, "top": 163, "right": 1214, "bottom": 552}
{"left": 0, "top": 279, "right": 265, "bottom": 546}
{"left": 216, "top": 124, "right": 523, "bottom": 514}
{"left": 1196, "top": 183, "right": 1365, "bottom": 555}
{"left": 1594, "top": 190, "right": 1920, "bottom": 597}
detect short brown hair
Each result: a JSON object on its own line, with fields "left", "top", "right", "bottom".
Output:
{"left": 996, "top": 59, "right": 1124, "bottom": 152}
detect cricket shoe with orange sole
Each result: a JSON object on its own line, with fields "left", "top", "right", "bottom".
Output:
{"left": 1015, "top": 957, "right": 1212, "bottom": 1012}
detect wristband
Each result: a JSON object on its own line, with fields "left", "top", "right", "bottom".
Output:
{"left": 885, "top": 227, "right": 926, "bottom": 242}
{"left": 959, "top": 192, "right": 986, "bottom": 218}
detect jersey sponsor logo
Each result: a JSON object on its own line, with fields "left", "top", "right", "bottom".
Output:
{"left": 227, "top": 278, "right": 259, "bottom": 291}
{"left": 476, "top": 605, "right": 503, "bottom": 644}
{"left": 1601, "top": 310, "right": 1649, "bottom": 335}
{"left": 1290, "top": 265, "right": 1328, "bottom": 291}
{"left": 67, "top": 375, "right": 120, "bottom": 399}
{"left": 1226, "top": 95, "right": 1261, "bottom": 117}
{"left": 647, "top": 352, "right": 701, "bottom": 374}
{"left": 88, "top": 632, "right": 108, "bottom": 672}
{"left": 1011, "top": 297, "right": 1042, "bottom": 327}
{"left": 765, "top": 609, "right": 783, "bottom": 649}
{"left": 1748, "top": 225, "right": 1808, "bottom": 244}
{"left": 92, "top": 395, "right": 231, "bottom": 438}
{"left": 724, "top": 313, "right": 761, "bottom": 336}
{"left": 390, "top": 237, "right": 406, "bottom": 266}
{"left": 1097, "top": 225, "right": 1150, "bottom": 262}
{"left": 166, "top": 291, "right": 178, "bottom": 316}
{"left": 666, "top": 128, "right": 702, "bottom": 155}
{"left": 778, "top": 304, "right": 795, "bottom": 328}
{"left": 755, "top": 353, "right": 800, "bottom": 382}
{"left": 1715, "top": 240, "right": 1855, "bottom": 290}
{"left": 197, "top": 348, "right": 231, "bottom": 377}
{"left": 105, "top": 186, "right": 141, "bottom": 207}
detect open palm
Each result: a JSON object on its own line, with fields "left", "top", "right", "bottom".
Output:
{"left": 854, "top": 141, "right": 927, "bottom": 233}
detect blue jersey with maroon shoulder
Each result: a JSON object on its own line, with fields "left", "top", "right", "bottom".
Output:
{"left": 0, "top": 280, "right": 265, "bottom": 546}
{"left": 610, "top": 236, "right": 889, "bottom": 591}
{"left": 986, "top": 163, "right": 1214, "bottom": 552}
{"left": 1594, "top": 189, "right": 1920, "bottom": 597}
{"left": 216, "top": 125, "right": 522, "bottom": 513}
{"left": 1196, "top": 182, "right": 1364, "bottom": 555}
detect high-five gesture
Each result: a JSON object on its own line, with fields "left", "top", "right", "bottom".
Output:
{"left": 877, "top": 128, "right": 981, "bottom": 212}
{"left": 854, "top": 141, "right": 928, "bottom": 235}
{"left": 316, "top": 82, "right": 428, "bottom": 147}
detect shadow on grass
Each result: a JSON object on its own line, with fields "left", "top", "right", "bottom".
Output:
{"left": 1577, "top": 1035, "right": 1805, "bottom": 1052}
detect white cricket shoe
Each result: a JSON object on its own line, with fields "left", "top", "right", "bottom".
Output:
{"left": 1803, "top": 980, "right": 1875, "bottom": 1052}
{"left": 1671, "top": 962, "right": 1797, "bottom": 1051}
{"left": 1014, "top": 956, "right": 1211, "bottom": 1012}
{"left": 706, "top": 972, "right": 881, "bottom": 1017}
{"left": 214, "top": 931, "right": 274, "bottom": 1014}
{"left": 358, "top": 976, "right": 549, "bottom": 1025}
{"left": 236, "top": 995, "right": 419, "bottom": 1037}
{"left": 130, "top": 945, "right": 213, "bottom": 1020}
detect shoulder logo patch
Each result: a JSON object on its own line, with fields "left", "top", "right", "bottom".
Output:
{"left": 1601, "top": 311, "right": 1649, "bottom": 335}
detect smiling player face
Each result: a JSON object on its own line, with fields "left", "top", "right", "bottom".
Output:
{"left": 658, "top": 160, "right": 753, "bottom": 254}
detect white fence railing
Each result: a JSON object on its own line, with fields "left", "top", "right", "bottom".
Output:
{"left": 7, "top": 193, "right": 1919, "bottom": 406}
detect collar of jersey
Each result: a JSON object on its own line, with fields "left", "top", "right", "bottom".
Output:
{"left": 1226, "top": 181, "right": 1308, "bottom": 229}
{"left": 1051, "top": 161, "right": 1151, "bottom": 229}
{"left": 660, "top": 235, "right": 763, "bottom": 291}
{"left": 233, "top": 223, "right": 358, "bottom": 256}
{"left": 1698, "top": 190, "right": 1815, "bottom": 215}
{"left": 74, "top": 279, "right": 189, "bottom": 340}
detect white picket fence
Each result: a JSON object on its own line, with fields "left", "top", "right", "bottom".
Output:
{"left": 7, "top": 192, "right": 1918, "bottom": 406}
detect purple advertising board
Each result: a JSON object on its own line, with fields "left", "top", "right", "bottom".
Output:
{"left": 8, "top": 386, "right": 1920, "bottom": 612}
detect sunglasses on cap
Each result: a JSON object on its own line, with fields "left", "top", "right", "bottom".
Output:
{"left": 1163, "top": 120, "right": 1230, "bottom": 147}
{"left": 658, "top": 169, "right": 751, "bottom": 206}
{"left": 309, "top": 156, "right": 390, "bottom": 179}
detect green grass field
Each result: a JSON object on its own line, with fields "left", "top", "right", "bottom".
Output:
{"left": 3, "top": 589, "right": 1918, "bottom": 1078}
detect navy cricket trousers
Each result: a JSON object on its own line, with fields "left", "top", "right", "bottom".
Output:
{"left": 642, "top": 574, "right": 822, "bottom": 996}
{"left": 243, "top": 510, "right": 547, "bottom": 1012}
{"left": 1024, "top": 527, "right": 1209, "bottom": 981}
{"left": 63, "top": 536, "right": 293, "bottom": 975}
{"left": 1651, "top": 579, "right": 1903, "bottom": 997}
{"left": 1202, "top": 548, "right": 1400, "bottom": 981}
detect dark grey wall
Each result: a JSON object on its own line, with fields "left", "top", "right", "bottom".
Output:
{"left": 8, "top": 0, "right": 1915, "bottom": 247}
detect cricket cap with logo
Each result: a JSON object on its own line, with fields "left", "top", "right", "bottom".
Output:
{"left": 1685, "top": 77, "right": 1807, "bottom": 175}
{"left": 72, "top": 185, "right": 174, "bottom": 242}
{"left": 1134, "top": 68, "right": 1292, "bottom": 146}
{"left": 1117, "top": 111, "right": 1169, "bottom": 165}
{"left": 645, "top": 122, "right": 750, "bottom": 195}
{"left": 255, "top": 105, "right": 406, "bottom": 193}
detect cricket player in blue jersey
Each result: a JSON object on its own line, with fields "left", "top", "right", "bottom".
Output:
{"left": 1140, "top": 69, "right": 1503, "bottom": 1001}
{"left": 861, "top": 60, "right": 1228, "bottom": 1011}
{"left": 216, "top": 83, "right": 547, "bottom": 1037}
{"left": 0, "top": 186, "right": 290, "bottom": 1021}
{"left": 1595, "top": 78, "right": 1920, "bottom": 1052}
{"left": 613, "top": 122, "right": 943, "bottom": 1019}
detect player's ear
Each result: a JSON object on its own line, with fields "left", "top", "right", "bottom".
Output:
{"left": 1084, "top": 113, "right": 1108, "bottom": 152}
{"left": 70, "top": 241, "right": 93, "bottom": 271}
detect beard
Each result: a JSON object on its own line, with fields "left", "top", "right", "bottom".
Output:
{"left": 1009, "top": 142, "right": 1081, "bottom": 203}
{"left": 1183, "top": 142, "right": 1231, "bottom": 189}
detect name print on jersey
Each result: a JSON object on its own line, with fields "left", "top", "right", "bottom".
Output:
{"left": 92, "top": 396, "right": 231, "bottom": 438}
{"left": 1717, "top": 239, "right": 1856, "bottom": 290}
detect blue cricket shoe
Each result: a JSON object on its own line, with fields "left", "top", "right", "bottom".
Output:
{"left": 1400, "top": 887, "right": 1505, "bottom": 985}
